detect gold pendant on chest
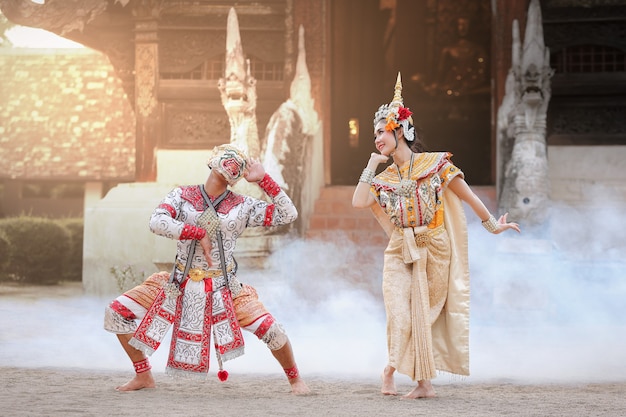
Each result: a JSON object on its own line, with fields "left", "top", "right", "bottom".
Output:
{"left": 396, "top": 152, "right": 416, "bottom": 198}
{"left": 398, "top": 179, "right": 416, "bottom": 198}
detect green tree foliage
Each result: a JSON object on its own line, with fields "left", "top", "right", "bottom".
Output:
{"left": 59, "top": 218, "right": 83, "bottom": 282}
{"left": 0, "top": 230, "right": 9, "bottom": 276}
{"left": 0, "top": 216, "right": 71, "bottom": 284}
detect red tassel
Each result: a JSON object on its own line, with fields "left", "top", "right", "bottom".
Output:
{"left": 217, "top": 370, "right": 229, "bottom": 382}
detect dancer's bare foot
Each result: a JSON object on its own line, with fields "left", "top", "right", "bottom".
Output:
{"left": 381, "top": 366, "right": 397, "bottom": 395}
{"left": 115, "top": 371, "right": 156, "bottom": 391}
{"left": 402, "top": 380, "right": 436, "bottom": 399}
{"left": 289, "top": 377, "right": 311, "bottom": 395}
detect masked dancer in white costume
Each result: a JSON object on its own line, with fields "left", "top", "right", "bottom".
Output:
{"left": 104, "top": 144, "right": 310, "bottom": 395}
{"left": 352, "top": 73, "right": 520, "bottom": 399}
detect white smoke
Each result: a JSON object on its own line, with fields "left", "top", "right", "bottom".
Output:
{"left": 1, "top": 204, "right": 625, "bottom": 385}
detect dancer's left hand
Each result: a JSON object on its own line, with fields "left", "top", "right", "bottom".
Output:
{"left": 494, "top": 213, "right": 521, "bottom": 234}
{"left": 245, "top": 158, "right": 266, "bottom": 182}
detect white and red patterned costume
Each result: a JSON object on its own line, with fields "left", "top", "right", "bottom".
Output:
{"left": 104, "top": 173, "right": 296, "bottom": 379}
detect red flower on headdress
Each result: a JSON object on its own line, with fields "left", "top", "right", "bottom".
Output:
{"left": 398, "top": 107, "right": 412, "bottom": 121}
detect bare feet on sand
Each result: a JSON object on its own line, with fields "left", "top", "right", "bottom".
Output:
{"left": 381, "top": 366, "right": 397, "bottom": 395}
{"left": 402, "top": 380, "right": 436, "bottom": 399}
{"left": 290, "top": 378, "right": 311, "bottom": 395}
{"left": 115, "top": 372, "right": 156, "bottom": 392}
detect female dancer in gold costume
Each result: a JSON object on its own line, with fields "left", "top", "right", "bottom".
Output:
{"left": 352, "top": 73, "right": 520, "bottom": 399}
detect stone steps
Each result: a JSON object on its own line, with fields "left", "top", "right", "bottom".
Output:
{"left": 305, "top": 186, "right": 388, "bottom": 246}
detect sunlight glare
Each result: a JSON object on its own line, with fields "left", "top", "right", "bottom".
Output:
{"left": 6, "top": 26, "right": 84, "bottom": 48}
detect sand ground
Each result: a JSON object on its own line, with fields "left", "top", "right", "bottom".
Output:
{"left": 2, "top": 367, "right": 625, "bottom": 417}
{"left": 2, "top": 281, "right": 626, "bottom": 417}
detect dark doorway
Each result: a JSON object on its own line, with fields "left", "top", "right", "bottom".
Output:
{"left": 329, "top": 0, "right": 387, "bottom": 185}
{"left": 330, "top": 0, "right": 493, "bottom": 186}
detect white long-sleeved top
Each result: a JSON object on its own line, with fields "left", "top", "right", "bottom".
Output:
{"left": 149, "top": 175, "right": 297, "bottom": 281}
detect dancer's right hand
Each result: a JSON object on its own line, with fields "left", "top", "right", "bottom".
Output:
{"left": 369, "top": 152, "right": 389, "bottom": 167}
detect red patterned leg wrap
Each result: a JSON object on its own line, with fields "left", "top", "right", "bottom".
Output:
{"left": 284, "top": 365, "right": 299, "bottom": 380}
{"left": 253, "top": 315, "right": 275, "bottom": 339}
{"left": 133, "top": 358, "right": 151, "bottom": 374}
{"left": 110, "top": 299, "right": 136, "bottom": 320}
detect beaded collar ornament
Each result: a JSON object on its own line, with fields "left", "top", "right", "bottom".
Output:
{"left": 373, "top": 72, "right": 415, "bottom": 142}
{"left": 397, "top": 152, "right": 416, "bottom": 198}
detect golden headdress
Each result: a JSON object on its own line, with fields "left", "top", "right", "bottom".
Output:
{"left": 373, "top": 72, "right": 415, "bottom": 142}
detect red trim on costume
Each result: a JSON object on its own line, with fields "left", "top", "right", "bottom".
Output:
{"left": 158, "top": 203, "right": 177, "bottom": 218}
{"left": 263, "top": 204, "right": 275, "bottom": 227}
{"left": 163, "top": 281, "right": 244, "bottom": 375}
{"left": 373, "top": 183, "right": 396, "bottom": 192}
{"left": 258, "top": 174, "right": 281, "bottom": 198}
{"left": 212, "top": 290, "right": 245, "bottom": 355}
{"left": 180, "top": 224, "right": 206, "bottom": 240}
{"left": 110, "top": 299, "right": 136, "bottom": 320}
{"left": 253, "top": 315, "right": 275, "bottom": 339}
{"left": 166, "top": 286, "right": 213, "bottom": 374}
{"left": 181, "top": 186, "right": 205, "bottom": 211}
{"left": 284, "top": 365, "right": 299, "bottom": 380}
{"left": 132, "top": 290, "right": 176, "bottom": 352}
{"left": 416, "top": 196, "right": 424, "bottom": 225}
{"left": 133, "top": 358, "right": 151, "bottom": 374}
{"left": 215, "top": 192, "right": 245, "bottom": 214}
{"left": 181, "top": 185, "right": 244, "bottom": 214}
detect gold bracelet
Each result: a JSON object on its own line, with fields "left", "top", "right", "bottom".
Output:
{"left": 358, "top": 168, "right": 375, "bottom": 184}
{"left": 481, "top": 215, "right": 498, "bottom": 234}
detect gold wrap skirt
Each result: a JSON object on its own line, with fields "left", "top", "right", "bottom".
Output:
{"left": 383, "top": 225, "right": 450, "bottom": 381}
{"left": 376, "top": 192, "right": 470, "bottom": 381}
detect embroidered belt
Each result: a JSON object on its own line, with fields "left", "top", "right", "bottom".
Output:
{"left": 176, "top": 261, "right": 234, "bottom": 282}
{"left": 397, "top": 224, "right": 445, "bottom": 264}
{"left": 413, "top": 225, "right": 444, "bottom": 247}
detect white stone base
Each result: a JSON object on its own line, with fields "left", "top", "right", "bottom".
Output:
{"left": 82, "top": 182, "right": 176, "bottom": 296}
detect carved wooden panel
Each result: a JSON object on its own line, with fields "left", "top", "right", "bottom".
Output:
{"left": 161, "top": 102, "right": 229, "bottom": 149}
{"left": 136, "top": 44, "right": 159, "bottom": 118}
{"left": 550, "top": 106, "right": 626, "bottom": 135}
{"left": 158, "top": 0, "right": 287, "bottom": 77}
{"left": 542, "top": 0, "right": 626, "bottom": 145}
{"left": 544, "top": 0, "right": 626, "bottom": 7}
{"left": 544, "top": 21, "right": 626, "bottom": 52}
{"left": 159, "top": 31, "right": 227, "bottom": 73}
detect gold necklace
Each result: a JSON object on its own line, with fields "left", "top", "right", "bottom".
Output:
{"left": 397, "top": 152, "right": 416, "bottom": 198}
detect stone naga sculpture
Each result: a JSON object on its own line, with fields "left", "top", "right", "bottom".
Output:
{"left": 497, "top": 0, "right": 554, "bottom": 231}
{"left": 218, "top": 7, "right": 261, "bottom": 162}
{"left": 218, "top": 7, "right": 318, "bottom": 233}
{"left": 260, "top": 23, "right": 318, "bottom": 222}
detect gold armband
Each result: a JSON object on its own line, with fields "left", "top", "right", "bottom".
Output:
{"left": 481, "top": 215, "right": 499, "bottom": 234}
{"left": 358, "top": 168, "right": 375, "bottom": 185}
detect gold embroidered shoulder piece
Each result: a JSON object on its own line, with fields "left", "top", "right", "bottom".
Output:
{"left": 375, "top": 152, "right": 452, "bottom": 187}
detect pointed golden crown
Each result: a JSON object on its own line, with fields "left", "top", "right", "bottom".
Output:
{"left": 373, "top": 72, "right": 414, "bottom": 140}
